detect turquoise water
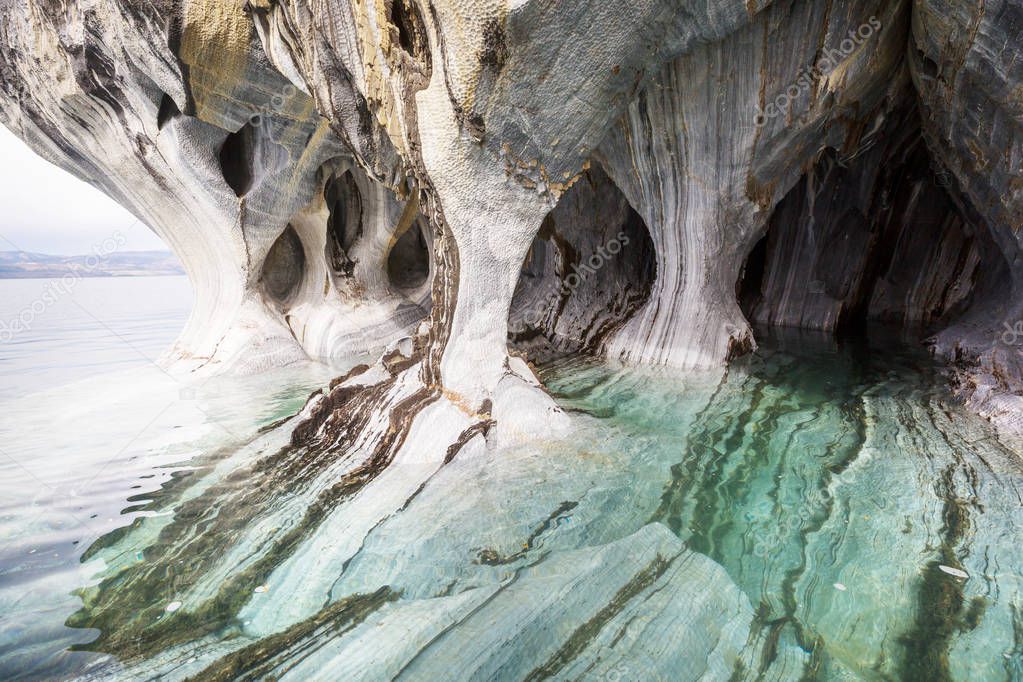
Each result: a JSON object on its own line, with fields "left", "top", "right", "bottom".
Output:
{"left": 541, "top": 334, "right": 1023, "bottom": 680}
{"left": 1, "top": 279, "right": 1022, "bottom": 680}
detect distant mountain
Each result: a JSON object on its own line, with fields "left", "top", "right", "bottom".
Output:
{"left": 0, "top": 250, "right": 185, "bottom": 278}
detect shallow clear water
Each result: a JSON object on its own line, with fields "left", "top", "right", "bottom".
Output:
{"left": 1, "top": 279, "right": 1022, "bottom": 681}
{"left": 540, "top": 335, "right": 1023, "bottom": 680}
{"left": 0, "top": 278, "right": 343, "bottom": 679}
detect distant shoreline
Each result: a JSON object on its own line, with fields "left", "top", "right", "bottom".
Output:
{"left": 0, "top": 272, "right": 187, "bottom": 279}
{"left": 0, "top": 250, "right": 184, "bottom": 279}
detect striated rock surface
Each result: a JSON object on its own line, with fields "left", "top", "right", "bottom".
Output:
{"left": 3, "top": 0, "right": 1023, "bottom": 433}
{"left": 597, "top": 0, "right": 907, "bottom": 367}
{"left": 908, "top": 0, "right": 1023, "bottom": 441}
{"left": 0, "top": 0, "right": 429, "bottom": 374}
{"left": 740, "top": 102, "right": 994, "bottom": 335}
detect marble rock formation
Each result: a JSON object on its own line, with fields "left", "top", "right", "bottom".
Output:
{"left": 1, "top": 0, "right": 1022, "bottom": 440}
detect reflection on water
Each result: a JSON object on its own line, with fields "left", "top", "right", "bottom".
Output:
{"left": 0, "top": 276, "right": 192, "bottom": 398}
{"left": 1, "top": 277, "right": 1022, "bottom": 680}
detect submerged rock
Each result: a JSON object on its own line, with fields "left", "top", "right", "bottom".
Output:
{"left": 41, "top": 337, "right": 1023, "bottom": 680}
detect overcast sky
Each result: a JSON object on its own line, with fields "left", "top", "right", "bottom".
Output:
{"left": 0, "top": 122, "right": 169, "bottom": 255}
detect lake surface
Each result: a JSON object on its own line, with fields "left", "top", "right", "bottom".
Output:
{"left": 0, "top": 277, "right": 341, "bottom": 679}
{"left": 1, "top": 278, "right": 1022, "bottom": 681}
{"left": 0, "top": 277, "right": 192, "bottom": 398}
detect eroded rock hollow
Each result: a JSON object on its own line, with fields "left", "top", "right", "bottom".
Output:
{"left": 1, "top": 1, "right": 1022, "bottom": 446}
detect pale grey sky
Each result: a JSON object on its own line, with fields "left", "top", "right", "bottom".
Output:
{"left": 0, "top": 122, "right": 169, "bottom": 255}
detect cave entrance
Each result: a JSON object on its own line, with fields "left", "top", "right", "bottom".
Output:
{"left": 738, "top": 112, "right": 1003, "bottom": 341}
{"left": 261, "top": 225, "right": 305, "bottom": 305}
{"left": 509, "top": 165, "right": 656, "bottom": 361}
{"left": 219, "top": 120, "right": 287, "bottom": 198}
{"left": 325, "top": 170, "right": 363, "bottom": 279}
{"left": 386, "top": 217, "right": 431, "bottom": 292}
{"left": 321, "top": 166, "right": 434, "bottom": 307}
{"left": 157, "top": 93, "right": 180, "bottom": 131}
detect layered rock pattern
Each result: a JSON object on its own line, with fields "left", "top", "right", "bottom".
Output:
{"left": 597, "top": 0, "right": 907, "bottom": 367}
{"left": 3, "top": 0, "right": 1023, "bottom": 430}
{"left": 909, "top": 0, "right": 1023, "bottom": 441}
{"left": 740, "top": 103, "right": 995, "bottom": 334}
{"left": 0, "top": 0, "right": 430, "bottom": 374}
